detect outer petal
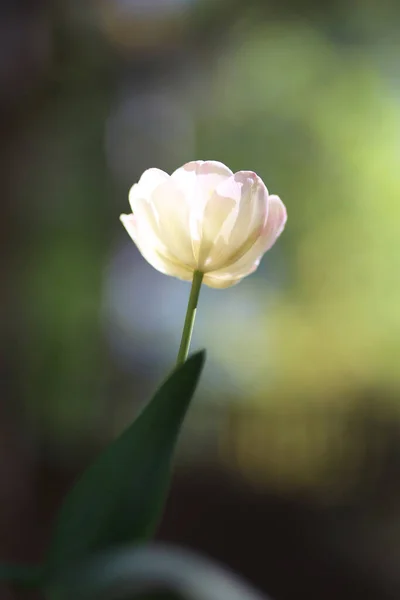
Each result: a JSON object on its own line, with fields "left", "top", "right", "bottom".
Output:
{"left": 149, "top": 180, "right": 198, "bottom": 268}
{"left": 129, "top": 168, "right": 169, "bottom": 212}
{"left": 171, "top": 161, "right": 233, "bottom": 199}
{"left": 202, "top": 274, "right": 243, "bottom": 289}
{"left": 259, "top": 194, "right": 287, "bottom": 252}
{"left": 199, "top": 171, "right": 268, "bottom": 271}
{"left": 203, "top": 194, "right": 287, "bottom": 288}
{"left": 120, "top": 214, "right": 193, "bottom": 281}
{"left": 171, "top": 161, "right": 233, "bottom": 261}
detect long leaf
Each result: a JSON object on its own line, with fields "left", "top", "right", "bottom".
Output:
{"left": 47, "top": 351, "right": 205, "bottom": 572}
{"left": 48, "top": 543, "right": 270, "bottom": 600}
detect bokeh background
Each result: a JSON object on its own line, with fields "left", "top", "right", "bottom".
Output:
{"left": 2, "top": 0, "right": 400, "bottom": 598}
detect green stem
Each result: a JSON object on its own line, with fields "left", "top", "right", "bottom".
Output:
{"left": 176, "top": 270, "right": 204, "bottom": 366}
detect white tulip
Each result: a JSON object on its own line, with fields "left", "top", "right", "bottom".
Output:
{"left": 120, "top": 160, "right": 287, "bottom": 289}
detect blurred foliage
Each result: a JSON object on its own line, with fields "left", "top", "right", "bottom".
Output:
{"left": 192, "top": 20, "right": 400, "bottom": 490}
{"left": 3, "top": 0, "right": 400, "bottom": 493}
{"left": 2, "top": 4, "right": 400, "bottom": 599}
{"left": 197, "top": 22, "right": 400, "bottom": 401}
{"left": 11, "top": 79, "right": 114, "bottom": 444}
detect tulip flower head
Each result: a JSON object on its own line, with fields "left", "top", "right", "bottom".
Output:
{"left": 120, "top": 160, "right": 286, "bottom": 289}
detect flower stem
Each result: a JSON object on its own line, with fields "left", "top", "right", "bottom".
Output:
{"left": 176, "top": 270, "right": 204, "bottom": 366}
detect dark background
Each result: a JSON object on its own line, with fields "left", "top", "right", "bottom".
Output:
{"left": 1, "top": 0, "right": 400, "bottom": 598}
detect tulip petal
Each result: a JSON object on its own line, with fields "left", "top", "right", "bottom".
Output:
{"left": 129, "top": 168, "right": 170, "bottom": 212}
{"left": 203, "top": 194, "right": 287, "bottom": 288}
{"left": 171, "top": 161, "right": 233, "bottom": 200}
{"left": 170, "top": 161, "right": 233, "bottom": 263}
{"left": 150, "top": 180, "right": 198, "bottom": 269}
{"left": 202, "top": 274, "right": 243, "bottom": 289}
{"left": 120, "top": 214, "right": 193, "bottom": 280}
{"left": 199, "top": 171, "right": 268, "bottom": 271}
{"left": 259, "top": 194, "right": 287, "bottom": 252}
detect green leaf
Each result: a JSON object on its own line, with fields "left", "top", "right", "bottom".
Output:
{"left": 47, "top": 351, "right": 205, "bottom": 573}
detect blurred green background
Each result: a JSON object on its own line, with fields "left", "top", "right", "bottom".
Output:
{"left": 2, "top": 0, "right": 400, "bottom": 598}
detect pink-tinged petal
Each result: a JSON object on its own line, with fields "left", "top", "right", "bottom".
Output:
{"left": 261, "top": 194, "right": 287, "bottom": 252}
{"left": 198, "top": 171, "right": 268, "bottom": 271}
{"left": 120, "top": 213, "right": 193, "bottom": 280}
{"left": 170, "top": 160, "right": 233, "bottom": 262}
{"left": 171, "top": 161, "right": 233, "bottom": 198}
{"left": 129, "top": 168, "right": 169, "bottom": 212}
{"left": 171, "top": 161, "right": 233, "bottom": 212}
{"left": 203, "top": 194, "right": 287, "bottom": 287}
